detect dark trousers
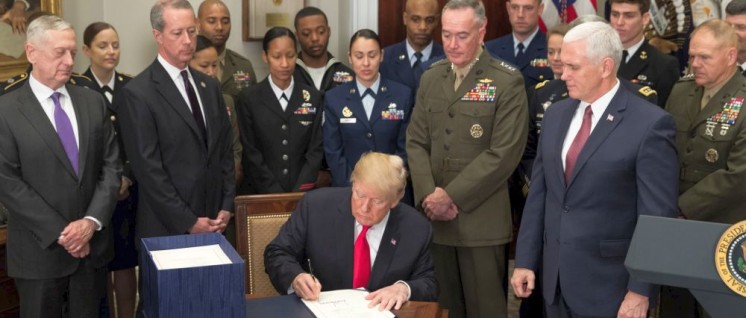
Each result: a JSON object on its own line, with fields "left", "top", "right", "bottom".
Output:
{"left": 659, "top": 286, "right": 709, "bottom": 318}
{"left": 15, "top": 261, "right": 106, "bottom": 318}
{"left": 431, "top": 243, "right": 507, "bottom": 318}
{"left": 545, "top": 288, "right": 614, "bottom": 318}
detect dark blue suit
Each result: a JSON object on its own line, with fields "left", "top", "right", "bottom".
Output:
{"left": 485, "top": 32, "right": 554, "bottom": 90}
{"left": 380, "top": 40, "right": 444, "bottom": 93}
{"left": 515, "top": 85, "right": 679, "bottom": 316}
{"left": 323, "top": 78, "right": 412, "bottom": 187}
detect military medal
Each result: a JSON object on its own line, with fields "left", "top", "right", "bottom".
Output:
{"left": 530, "top": 58, "right": 549, "bottom": 67}
{"left": 301, "top": 89, "right": 309, "bottom": 102}
{"left": 709, "top": 97, "right": 743, "bottom": 136}
{"left": 382, "top": 103, "right": 404, "bottom": 120}
{"left": 233, "top": 71, "right": 251, "bottom": 89}
{"left": 342, "top": 106, "right": 353, "bottom": 117}
{"left": 462, "top": 78, "right": 496, "bottom": 102}
{"left": 705, "top": 148, "right": 718, "bottom": 163}
{"left": 294, "top": 102, "right": 317, "bottom": 115}
{"left": 470, "top": 124, "right": 483, "bottom": 138}
{"left": 333, "top": 71, "right": 353, "bottom": 83}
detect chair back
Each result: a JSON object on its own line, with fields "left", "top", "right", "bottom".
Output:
{"left": 235, "top": 193, "right": 304, "bottom": 295}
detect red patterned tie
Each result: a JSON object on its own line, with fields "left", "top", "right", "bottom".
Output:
{"left": 353, "top": 225, "right": 371, "bottom": 288}
{"left": 565, "top": 105, "right": 593, "bottom": 184}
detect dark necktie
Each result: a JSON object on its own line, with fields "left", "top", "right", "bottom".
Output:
{"left": 102, "top": 85, "right": 113, "bottom": 103}
{"left": 362, "top": 88, "right": 376, "bottom": 99}
{"left": 51, "top": 92, "right": 79, "bottom": 176}
{"left": 516, "top": 42, "right": 526, "bottom": 62}
{"left": 180, "top": 70, "right": 207, "bottom": 144}
{"left": 622, "top": 50, "right": 629, "bottom": 65}
{"left": 565, "top": 105, "right": 593, "bottom": 184}
{"left": 412, "top": 51, "right": 424, "bottom": 80}
{"left": 279, "top": 93, "right": 289, "bottom": 111}
{"left": 352, "top": 225, "right": 371, "bottom": 288}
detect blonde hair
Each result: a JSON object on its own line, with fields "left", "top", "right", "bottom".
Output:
{"left": 350, "top": 152, "right": 408, "bottom": 201}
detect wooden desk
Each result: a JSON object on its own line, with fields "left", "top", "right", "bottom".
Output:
{"left": 0, "top": 227, "right": 21, "bottom": 317}
{"left": 246, "top": 294, "right": 447, "bottom": 318}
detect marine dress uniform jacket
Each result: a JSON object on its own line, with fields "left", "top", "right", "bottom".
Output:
{"left": 221, "top": 49, "right": 258, "bottom": 99}
{"left": 406, "top": 49, "right": 529, "bottom": 247}
{"left": 485, "top": 32, "right": 554, "bottom": 91}
{"left": 116, "top": 60, "right": 236, "bottom": 239}
{"left": 666, "top": 71, "right": 746, "bottom": 224}
{"left": 236, "top": 78, "right": 324, "bottom": 193}
{"left": 323, "top": 79, "right": 412, "bottom": 186}
{"left": 380, "top": 40, "right": 445, "bottom": 92}
{"left": 516, "top": 86, "right": 679, "bottom": 316}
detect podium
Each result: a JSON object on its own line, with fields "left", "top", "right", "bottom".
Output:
{"left": 140, "top": 233, "right": 246, "bottom": 318}
{"left": 625, "top": 216, "right": 746, "bottom": 317}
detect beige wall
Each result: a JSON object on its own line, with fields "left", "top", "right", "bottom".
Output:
{"left": 63, "top": 0, "right": 367, "bottom": 80}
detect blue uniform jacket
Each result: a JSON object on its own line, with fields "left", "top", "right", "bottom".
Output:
{"left": 485, "top": 32, "right": 554, "bottom": 90}
{"left": 380, "top": 40, "right": 444, "bottom": 93}
{"left": 323, "top": 78, "right": 412, "bottom": 186}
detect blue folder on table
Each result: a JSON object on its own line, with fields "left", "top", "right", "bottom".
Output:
{"left": 245, "top": 295, "right": 315, "bottom": 317}
{"left": 140, "top": 233, "right": 245, "bottom": 318}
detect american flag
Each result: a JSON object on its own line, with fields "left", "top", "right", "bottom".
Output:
{"left": 539, "top": 0, "right": 598, "bottom": 31}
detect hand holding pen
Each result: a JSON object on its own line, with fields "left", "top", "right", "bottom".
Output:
{"left": 291, "top": 259, "right": 322, "bottom": 300}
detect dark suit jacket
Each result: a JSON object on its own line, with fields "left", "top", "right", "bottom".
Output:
{"left": 485, "top": 32, "right": 554, "bottom": 90}
{"left": 380, "top": 40, "right": 444, "bottom": 93}
{"left": 618, "top": 41, "right": 680, "bottom": 107}
{"left": 115, "top": 60, "right": 235, "bottom": 239}
{"left": 0, "top": 83, "right": 120, "bottom": 279}
{"left": 323, "top": 79, "right": 412, "bottom": 186}
{"left": 515, "top": 85, "right": 679, "bottom": 316}
{"left": 236, "top": 77, "right": 323, "bottom": 193}
{"left": 264, "top": 187, "right": 437, "bottom": 301}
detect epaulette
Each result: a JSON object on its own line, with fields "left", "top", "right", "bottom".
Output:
{"left": 427, "top": 58, "right": 449, "bottom": 70}
{"left": 488, "top": 58, "right": 518, "bottom": 73}
{"left": 68, "top": 72, "right": 93, "bottom": 86}
{"left": 119, "top": 72, "right": 133, "bottom": 79}
{"left": 678, "top": 73, "right": 695, "bottom": 82}
{"left": 535, "top": 80, "right": 550, "bottom": 90}
{"left": 2, "top": 72, "right": 29, "bottom": 91}
{"left": 638, "top": 86, "right": 657, "bottom": 97}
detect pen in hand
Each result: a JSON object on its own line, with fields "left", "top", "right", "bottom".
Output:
{"left": 307, "top": 259, "right": 322, "bottom": 301}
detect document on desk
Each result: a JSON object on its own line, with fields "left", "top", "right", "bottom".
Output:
{"left": 150, "top": 244, "right": 231, "bottom": 270}
{"left": 301, "top": 289, "right": 395, "bottom": 318}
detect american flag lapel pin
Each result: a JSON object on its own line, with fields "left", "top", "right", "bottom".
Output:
{"left": 390, "top": 238, "right": 397, "bottom": 246}
{"left": 606, "top": 114, "right": 614, "bottom": 122}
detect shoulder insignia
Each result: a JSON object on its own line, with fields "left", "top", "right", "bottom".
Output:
{"left": 535, "top": 80, "right": 550, "bottom": 90}
{"left": 119, "top": 72, "right": 133, "bottom": 79}
{"left": 71, "top": 73, "right": 92, "bottom": 81}
{"left": 427, "top": 58, "right": 449, "bottom": 70}
{"left": 678, "top": 73, "right": 695, "bottom": 82}
{"left": 498, "top": 61, "right": 517, "bottom": 72}
{"left": 3, "top": 73, "right": 28, "bottom": 91}
{"left": 638, "top": 86, "right": 656, "bottom": 96}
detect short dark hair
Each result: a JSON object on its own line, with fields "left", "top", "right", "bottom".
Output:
{"left": 294, "top": 6, "right": 328, "bottom": 29}
{"left": 726, "top": 0, "right": 746, "bottom": 16}
{"left": 195, "top": 35, "right": 215, "bottom": 53}
{"left": 262, "top": 26, "right": 297, "bottom": 52}
{"left": 349, "top": 29, "right": 382, "bottom": 51}
{"left": 83, "top": 22, "right": 116, "bottom": 47}
{"left": 608, "top": 0, "right": 650, "bottom": 14}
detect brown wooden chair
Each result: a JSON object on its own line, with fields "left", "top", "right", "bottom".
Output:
{"left": 235, "top": 192, "right": 305, "bottom": 295}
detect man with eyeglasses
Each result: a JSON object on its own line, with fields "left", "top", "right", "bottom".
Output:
{"left": 381, "top": 0, "right": 443, "bottom": 93}
{"left": 486, "top": 0, "right": 553, "bottom": 90}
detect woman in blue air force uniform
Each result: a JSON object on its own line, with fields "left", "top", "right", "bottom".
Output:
{"left": 323, "top": 29, "right": 413, "bottom": 204}
{"left": 236, "top": 26, "right": 323, "bottom": 194}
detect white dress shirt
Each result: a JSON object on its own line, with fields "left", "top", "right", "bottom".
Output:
{"left": 157, "top": 55, "right": 206, "bottom": 123}
{"left": 269, "top": 74, "right": 295, "bottom": 111}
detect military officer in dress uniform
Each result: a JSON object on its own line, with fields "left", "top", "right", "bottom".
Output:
{"left": 407, "top": 1, "right": 528, "bottom": 317}
{"left": 485, "top": 0, "right": 553, "bottom": 91}
{"left": 197, "top": 0, "right": 257, "bottom": 99}
{"left": 236, "top": 27, "right": 323, "bottom": 194}
{"left": 609, "top": 0, "right": 680, "bottom": 107}
{"left": 661, "top": 19, "right": 746, "bottom": 318}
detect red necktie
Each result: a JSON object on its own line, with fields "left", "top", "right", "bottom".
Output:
{"left": 353, "top": 225, "right": 371, "bottom": 288}
{"left": 565, "top": 105, "right": 593, "bottom": 184}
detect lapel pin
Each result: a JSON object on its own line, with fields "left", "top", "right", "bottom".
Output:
{"left": 200, "top": 81, "right": 206, "bottom": 88}
{"left": 607, "top": 114, "right": 614, "bottom": 122}
{"left": 350, "top": 88, "right": 356, "bottom": 94}
{"left": 390, "top": 238, "right": 397, "bottom": 246}
{"left": 381, "top": 86, "right": 387, "bottom": 93}
{"left": 399, "top": 54, "right": 405, "bottom": 60}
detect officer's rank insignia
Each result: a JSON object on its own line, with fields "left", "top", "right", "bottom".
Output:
{"left": 398, "top": 54, "right": 406, "bottom": 60}
{"left": 294, "top": 102, "right": 317, "bottom": 115}
{"left": 530, "top": 58, "right": 549, "bottom": 67}
{"left": 499, "top": 61, "right": 517, "bottom": 72}
{"left": 707, "top": 97, "right": 743, "bottom": 136}
{"left": 333, "top": 71, "right": 353, "bottom": 83}
{"left": 470, "top": 124, "right": 484, "bottom": 138}
{"left": 342, "top": 106, "right": 353, "bottom": 117}
{"left": 382, "top": 103, "right": 404, "bottom": 120}
{"left": 714, "top": 220, "right": 746, "bottom": 297}
{"left": 638, "top": 86, "right": 656, "bottom": 97}
{"left": 640, "top": 51, "right": 648, "bottom": 60}
{"left": 462, "top": 78, "right": 496, "bottom": 102}
{"left": 705, "top": 148, "right": 718, "bottom": 163}
{"left": 302, "top": 89, "right": 310, "bottom": 102}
